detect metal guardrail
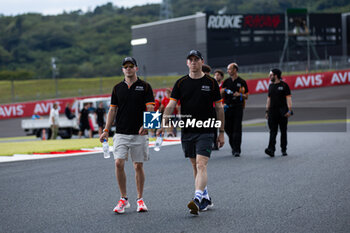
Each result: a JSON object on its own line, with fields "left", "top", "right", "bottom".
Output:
{"left": 238, "top": 56, "right": 350, "bottom": 75}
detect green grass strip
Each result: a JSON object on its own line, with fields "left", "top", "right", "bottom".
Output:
{"left": 0, "top": 137, "right": 158, "bottom": 156}
{"left": 0, "top": 136, "right": 36, "bottom": 142}
{"left": 0, "top": 138, "right": 108, "bottom": 156}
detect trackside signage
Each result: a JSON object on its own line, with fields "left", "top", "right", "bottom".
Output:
{"left": 0, "top": 89, "right": 168, "bottom": 120}
{"left": 0, "top": 94, "right": 108, "bottom": 120}
{"left": 246, "top": 69, "right": 350, "bottom": 94}
{"left": 207, "top": 14, "right": 283, "bottom": 29}
{"left": 0, "top": 71, "right": 349, "bottom": 120}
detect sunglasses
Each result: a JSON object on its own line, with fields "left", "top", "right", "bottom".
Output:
{"left": 122, "top": 64, "right": 135, "bottom": 69}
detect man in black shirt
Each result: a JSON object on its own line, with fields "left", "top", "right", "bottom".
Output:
{"left": 157, "top": 50, "right": 225, "bottom": 215}
{"left": 95, "top": 102, "right": 106, "bottom": 136}
{"left": 221, "top": 63, "right": 249, "bottom": 157}
{"left": 78, "top": 103, "right": 92, "bottom": 138}
{"left": 100, "top": 57, "right": 155, "bottom": 214}
{"left": 65, "top": 102, "right": 75, "bottom": 119}
{"left": 265, "top": 68, "right": 293, "bottom": 157}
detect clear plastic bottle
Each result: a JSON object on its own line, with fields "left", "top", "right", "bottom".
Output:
{"left": 154, "top": 134, "right": 163, "bottom": 152}
{"left": 225, "top": 89, "right": 233, "bottom": 95}
{"left": 102, "top": 139, "right": 110, "bottom": 159}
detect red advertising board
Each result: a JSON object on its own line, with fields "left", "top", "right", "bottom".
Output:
{"left": 0, "top": 70, "right": 349, "bottom": 120}
{"left": 0, "top": 94, "right": 109, "bottom": 120}
{"left": 0, "top": 89, "right": 168, "bottom": 120}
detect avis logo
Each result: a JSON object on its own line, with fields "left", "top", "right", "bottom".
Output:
{"left": 143, "top": 111, "right": 162, "bottom": 129}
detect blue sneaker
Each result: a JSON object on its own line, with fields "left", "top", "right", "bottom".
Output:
{"left": 187, "top": 198, "right": 200, "bottom": 215}
{"left": 200, "top": 197, "right": 214, "bottom": 211}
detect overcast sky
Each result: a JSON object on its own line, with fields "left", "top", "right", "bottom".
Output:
{"left": 0, "top": 0, "right": 162, "bottom": 16}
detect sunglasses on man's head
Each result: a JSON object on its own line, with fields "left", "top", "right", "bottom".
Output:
{"left": 122, "top": 64, "right": 135, "bottom": 69}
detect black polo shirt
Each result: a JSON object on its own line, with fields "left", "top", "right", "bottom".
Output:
{"left": 268, "top": 80, "right": 291, "bottom": 110}
{"left": 111, "top": 78, "right": 154, "bottom": 134}
{"left": 222, "top": 76, "right": 249, "bottom": 107}
{"left": 80, "top": 108, "right": 90, "bottom": 125}
{"left": 95, "top": 107, "right": 106, "bottom": 124}
{"left": 171, "top": 74, "right": 222, "bottom": 133}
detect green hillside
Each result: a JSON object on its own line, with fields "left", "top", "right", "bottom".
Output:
{"left": 0, "top": 0, "right": 349, "bottom": 80}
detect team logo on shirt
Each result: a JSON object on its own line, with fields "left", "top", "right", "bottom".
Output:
{"left": 201, "top": 85, "right": 211, "bottom": 91}
{"left": 135, "top": 86, "right": 144, "bottom": 91}
{"left": 278, "top": 86, "right": 284, "bottom": 90}
{"left": 237, "top": 83, "right": 241, "bottom": 87}
{"left": 143, "top": 110, "right": 162, "bottom": 129}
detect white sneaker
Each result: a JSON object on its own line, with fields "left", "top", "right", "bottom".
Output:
{"left": 113, "top": 198, "right": 130, "bottom": 213}
{"left": 137, "top": 199, "right": 148, "bottom": 212}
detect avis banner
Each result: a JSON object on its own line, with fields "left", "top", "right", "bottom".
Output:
{"left": 1, "top": 70, "right": 349, "bottom": 120}
{"left": 0, "top": 89, "right": 168, "bottom": 120}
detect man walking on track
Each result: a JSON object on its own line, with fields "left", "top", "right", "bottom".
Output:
{"left": 265, "top": 68, "right": 293, "bottom": 157}
{"left": 157, "top": 50, "right": 225, "bottom": 215}
{"left": 100, "top": 57, "right": 155, "bottom": 214}
{"left": 221, "top": 63, "right": 249, "bottom": 157}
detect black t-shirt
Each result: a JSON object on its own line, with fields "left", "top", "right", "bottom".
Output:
{"left": 171, "top": 74, "right": 222, "bottom": 133}
{"left": 95, "top": 107, "right": 106, "bottom": 123}
{"left": 80, "top": 108, "right": 89, "bottom": 125}
{"left": 268, "top": 81, "right": 291, "bottom": 111}
{"left": 65, "top": 107, "right": 75, "bottom": 119}
{"left": 111, "top": 78, "right": 154, "bottom": 135}
{"left": 222, "top": 76, "right": 249, "bottom": 107}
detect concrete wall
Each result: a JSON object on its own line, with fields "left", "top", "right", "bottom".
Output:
{"left": 132, "top": 13, "right": 207, "bottom": 76}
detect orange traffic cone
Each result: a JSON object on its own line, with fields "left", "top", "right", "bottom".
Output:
{"left": 42, "top": 128, "right": 46, "bottom": 140}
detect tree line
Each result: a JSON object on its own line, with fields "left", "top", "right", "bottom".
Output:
{"left": 0, "top": 0, "right": 349, "bottom": 80}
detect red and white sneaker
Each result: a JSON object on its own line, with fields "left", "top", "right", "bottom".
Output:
{"left": 136, "top": 198, "right": 148, "bottom": 212}
{"left": 113, "top": 198, "right": 130, "bottom": 214}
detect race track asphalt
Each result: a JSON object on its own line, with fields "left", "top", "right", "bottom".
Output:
{"left": 1, "top": 131, "right": 350, "bottom": 233}
{"left": 0, "top": 84, "right": 350, "bottom": 233}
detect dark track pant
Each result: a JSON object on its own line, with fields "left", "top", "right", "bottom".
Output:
{"left": 224, "top": 106, "right": 243, "bottom": 153}
{"left": 268, "top": 111, "right": 288, "bottom": 152}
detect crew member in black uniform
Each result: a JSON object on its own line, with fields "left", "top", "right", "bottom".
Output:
{"left": 95, "top": 102, "right": 106, "bottom": 136}
{"left": 78, "top": 103, "right": 92, "bottom": 138}
{"left": 221, "top": 63, "right": 249, "bottom": 157}
{"left": 157, "top": 50, "right": 225, "bottom": 215}
{"left": 265, "top": 68, "right": 293, "bottom": 157}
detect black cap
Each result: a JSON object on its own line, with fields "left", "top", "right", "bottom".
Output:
{"left": 187, "top": 50, "right": 203, "bottom": 60}
{"left": 122, "top": 57, "right": 137, "bottom": 66}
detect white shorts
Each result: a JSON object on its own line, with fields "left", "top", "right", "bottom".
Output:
{"left": 113, "top": 133, "right": 149, "bottom": 162}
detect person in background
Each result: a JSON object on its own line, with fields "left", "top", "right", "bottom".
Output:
{"left": 49, "top": 103, "right": 59, "bottom": 140}
{"left": 214, "top": 69, "right": 224, "bottom": 88}
{"left": 154, "top": 93, "right": 161, "bottom": 112}
{"left": 32, "top": 110, "right": 41, "bottom": 120}
{"left": 152, "top": 94, "right": 162, "bottom": 137}
{"left": 202, "top": 64, "right": 212, "bottom": 76}
{"left": 265, "top": 68, "right": 292, "bottom": 157}
{"left": 65, "top": 102, "right": 75, "bottom": 120}
{"left": 78, "top": 103, "right": 92, "bottom": 138}
{"left": 95, "top": 102, "right": 106, "bottom": 136}
{"left": 221, "top": 63, "right": 249, "bottom": 157}
{"left": 212, "top": 69, "right": 225, "bottom": 151}
{"left": 159, "top": 88, "right": 175, "bottom": 137}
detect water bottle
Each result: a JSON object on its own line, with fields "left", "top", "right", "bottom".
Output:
{"left": 154, "top": 134, "right": 163, "bottom": 152}
{"left": 102, "top": 139, "right": 110, "bottom": 159}
{"left": 225, "top": 89, "right": 233, "bottom": 95}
